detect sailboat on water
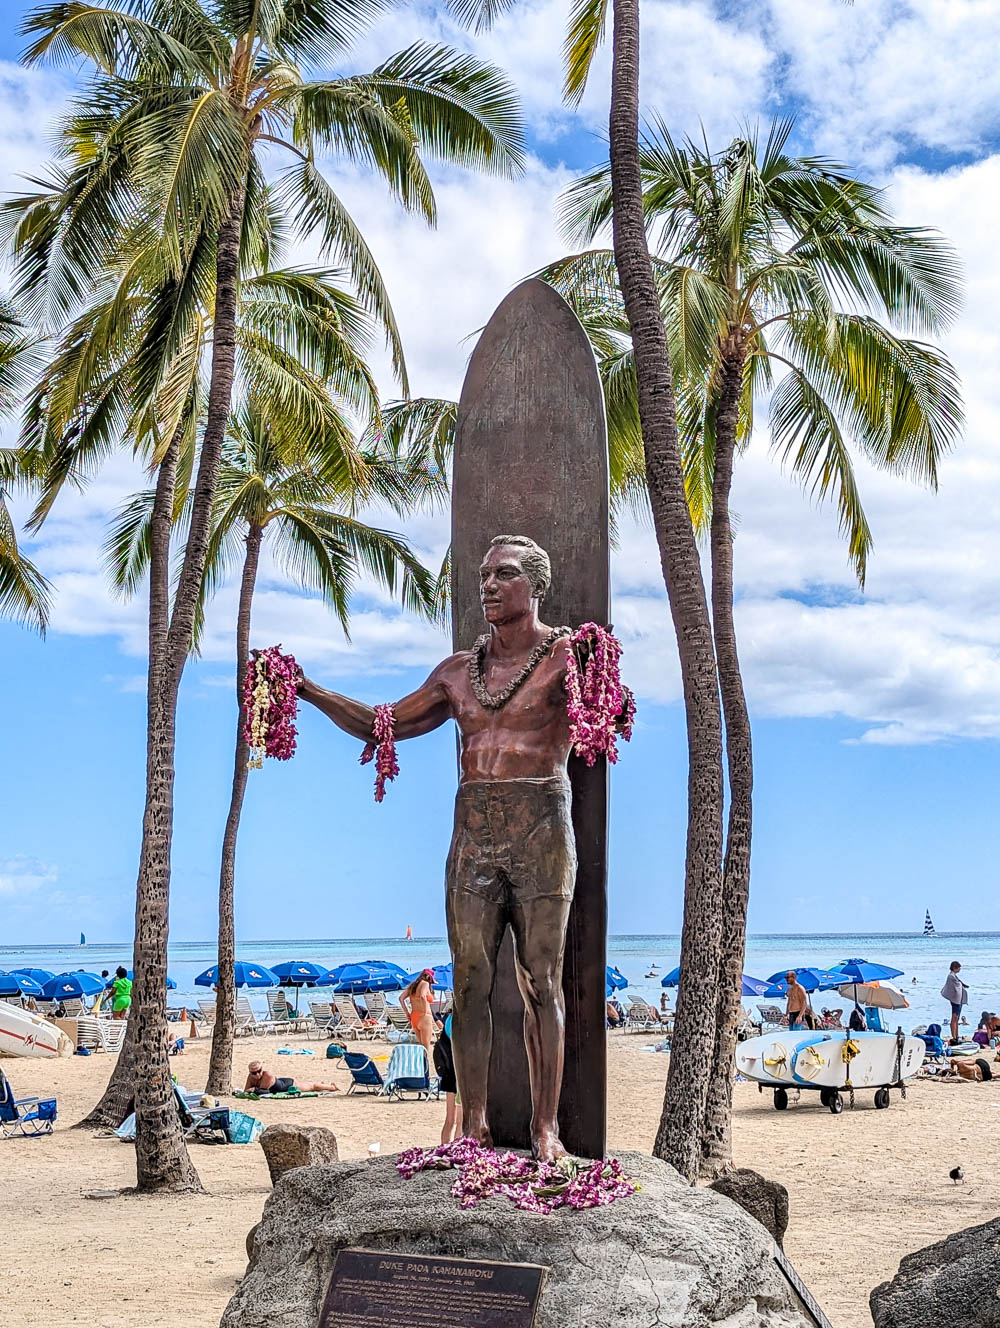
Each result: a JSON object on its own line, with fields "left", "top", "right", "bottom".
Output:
{"left": 405, "top": 925, "right": 413, "bottom": 941}
{"left": 79, "top": 932, "right": 86, "bottom": 946}
{"left": 923, "top": 909, "right": 936, "bottom": 937}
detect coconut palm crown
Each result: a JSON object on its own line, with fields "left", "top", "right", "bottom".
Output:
{"left": 542, "top": 118, "right": 964, "bottom": 582}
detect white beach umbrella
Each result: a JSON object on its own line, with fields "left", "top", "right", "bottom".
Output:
{"left": 838, "top": 982, "right": 908, "bottom": 1010}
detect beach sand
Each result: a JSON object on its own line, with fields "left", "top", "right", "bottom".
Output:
{"left": 3, "top": 1030, "right": 996, "bottom": 1328}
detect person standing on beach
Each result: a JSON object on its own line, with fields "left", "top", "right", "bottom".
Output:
{"left": 785, "top": 972, "right": 808, "bottom": 1030}
{"left": 110, "top": 966, "right": 132, "bottom": 1021}
{"left": 400, "top": 969, "right": 437, "bottom": 1075}
{"left": 941, "top": 962, "right": 969, "bottom": 1044}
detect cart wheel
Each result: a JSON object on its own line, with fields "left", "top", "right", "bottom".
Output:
{"left": 774, "top": 1088, "right": 788, "bottom": 1111}
{"left": 874, "top": 1087, "right": 890, "bottom": 1109}
{"left": 828, "top": 1091, "right": 843, "bottom": 1115}
{"left": 819, "top": 1088, "right": 834, "bottom": 1107}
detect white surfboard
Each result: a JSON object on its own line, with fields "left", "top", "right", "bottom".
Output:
{"left": 735, "top": 1031, "right": 823, "bottom": 1085}
{"left": 791, "top": 1030, "right": 924, "bottom": 1089}
{"left": 0, "top": 1004, "right": 72, "bottom": 1058}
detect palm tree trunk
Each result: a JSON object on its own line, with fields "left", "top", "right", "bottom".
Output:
{"left": 701, "top": 344, "right": 753, "bottom": 1177}
{"left": 206, "top": 523, "right": 263, "bottom": 1096}
{"left": 128, "top": 190, "right": 247, "bottom": 1191}
{"left": 609, "top": 0, "right": 725, "bottom": 1182}
{"left": 77, "top": 421, "right": 183, "bottom": 1131}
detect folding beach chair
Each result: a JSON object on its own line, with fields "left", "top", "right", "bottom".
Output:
{"left": 380, "top": 1044, "right": 439, "bottom": 1101}
{"left": 343, "top": 1051, "right": 386, "bottom": 1094}
{"left": 0, "top": 1068, "right": 58, "bottom": 1138}
{"left": 757, "top": 1004, "right": 786, "bottom": 1031}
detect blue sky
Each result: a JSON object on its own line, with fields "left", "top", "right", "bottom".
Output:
{"left": 3, "top": 0, "right": 1000, "bottom": 944}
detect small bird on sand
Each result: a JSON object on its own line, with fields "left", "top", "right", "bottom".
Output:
{"left": 949, "top": 1166, "right": 964, "bottom": 1184}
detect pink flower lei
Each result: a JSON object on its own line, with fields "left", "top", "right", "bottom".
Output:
{"left": 565, "top": 624, "right": 635, "bottom": 767}
{"left": 360, "top": 702, "right": 399, "bottom": 802}
{"left": 242, "top": 646, "right": 299, "bottom": 769}
{"left": 396, "top": 1137, "right": 637, "bottom": 1215}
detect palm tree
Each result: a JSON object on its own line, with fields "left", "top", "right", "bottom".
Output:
{"left": 0, "top": 303, "right": 50, "bottom": 633}
{"left": 18, "top": 0, "right": 523, "bottom": 1191}
{"left": 541, "top": 118, "right": 963, "bottom": 1171}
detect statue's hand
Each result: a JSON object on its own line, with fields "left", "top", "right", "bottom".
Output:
{"left": 294, "top": 665, "right": 308, "bottom": 696}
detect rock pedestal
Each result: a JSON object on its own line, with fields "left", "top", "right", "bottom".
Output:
{"left": 223, "top": 1150, "right": 816, "bottom": 1328}
{"left": 870, "top": 1215, "right": 1000, "bottom": 1328}
{"left": 709, "top": 1168, "right": 790, "bottom": 1248}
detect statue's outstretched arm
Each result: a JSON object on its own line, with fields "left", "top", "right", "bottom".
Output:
{"left": 298, "top": 665, "right": 452, "bottom": 744}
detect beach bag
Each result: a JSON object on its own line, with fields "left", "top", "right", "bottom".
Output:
{"left": 225, "top": 1109, "right": 264, "bottom": 1144}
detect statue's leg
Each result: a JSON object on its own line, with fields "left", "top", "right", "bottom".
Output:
{"left": 447, "top": 886, "right": 505, "bottom": 1148}
{"left": 510, "top": 894, "right": 573, "bottom": 1161}
{"left": 445, "top": 783, "right": 506, "bottom": 1148}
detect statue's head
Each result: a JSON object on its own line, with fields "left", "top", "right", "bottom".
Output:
{"left": 479, "top": 534, "right": 551, "bottom": 624}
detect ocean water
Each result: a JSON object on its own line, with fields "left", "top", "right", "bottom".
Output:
{"left": 2, "top": 932, "right": 997, "bottom": 1030}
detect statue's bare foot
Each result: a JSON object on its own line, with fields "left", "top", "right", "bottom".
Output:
{"left": 465, "top": 1113, "right": 493, "bottom": 1149}
{"left": 532, "top": 1126, "right": 567, "bottom": 1163}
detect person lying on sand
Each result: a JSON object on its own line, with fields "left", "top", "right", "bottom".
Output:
{"left": 244, "top": 1061, "right": 340, "bottom": 1094}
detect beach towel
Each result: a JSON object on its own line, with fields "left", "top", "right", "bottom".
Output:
{"left": 233, "top": 1090, "right": 319, "bottom": 1100}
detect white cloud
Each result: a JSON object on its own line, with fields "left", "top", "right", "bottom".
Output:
{"left": 0, "top": 856, "right": 57, "bottom": 896}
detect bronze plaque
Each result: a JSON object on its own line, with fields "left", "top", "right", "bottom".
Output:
{"left": 451, "top": 277, "right": 610, "bottom": 1158}
{"left": 318, "top": 1248, "right": 546, "bottom": 1327}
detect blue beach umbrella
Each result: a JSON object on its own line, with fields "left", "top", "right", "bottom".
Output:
{"left": 124, "top": 970, "right": 177, "bottom": 989}
{"left": 662, "top": 967, "right": 768, "bottom": 998}
{"left": 9, "top": 967, "right": 56, "bottom": 985}
{"left": 329, "top": 960, "right": 409, "bottom": 994}
{"left": 195, "top": 962, "right": 277, "bottom": 988}
{"left": 272, "top": 961, "right": 330, "bottom": 986}
{"left": 0, "top": 971, "right": 45, "bottom": 997}
{"left": 763, "top": 968, "right": 847, "bottom": 997}
{"left": 606, "top": 965, "right": 629, "bottom": 992}
{"left": 42, "top": 973, "right": 101, "bottom": 1001}
{"left": 59, "top": 970, "right": 106, "bottom": 996}
{"left": 829, "top": 959, "right": 905, "bottom": 984}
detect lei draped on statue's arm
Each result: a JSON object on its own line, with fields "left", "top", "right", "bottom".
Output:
{"left": 565, "top": 623, "right": 635, "bottom": 766}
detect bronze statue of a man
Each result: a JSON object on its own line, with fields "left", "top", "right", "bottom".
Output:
{"left": 298, "top": 535, "right": 596, "bottom": 1161}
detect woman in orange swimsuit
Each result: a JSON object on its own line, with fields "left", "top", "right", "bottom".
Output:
{"left": 399, "top": 968, "right": 436, "bottom": 1072}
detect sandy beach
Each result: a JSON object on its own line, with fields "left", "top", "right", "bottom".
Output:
{"left": 3, "top": 1030, "right": 996, "bottom": 1328}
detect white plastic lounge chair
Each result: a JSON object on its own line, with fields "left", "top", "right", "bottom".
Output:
{"left": 306, "top": 1000, "right": 337, "bottom": 1039}
{"left": 94, "top": 1018, "right": 127, "bottom": 1054}
{"left": 198, "top": 1001, "right": 218, "bottom": 1025}
{"left": 264, "top": 990, "right": 311, "bottom": 1034}
{"left": 624, "top": 998, "right": 660, "bottom": 1032}
{"left": 333, "top": 997, "right": 377, "bottom": 1041}
{"left": 362, "top": 992, "right": 390, "bottom": 1028}
{"left": 757, "top": 1004, "right": 785, "bottom": 1030}
{"left": 384, "top": 1004, "right": 417, "bottom": 1041}
{"left": 236, "top": 998, "right": 265, "bottom": 1036}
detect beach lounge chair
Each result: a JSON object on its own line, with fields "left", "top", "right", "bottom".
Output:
{"left": 343, "top": 1051, "right": 386, "bottom": 1094}
{"left": 0, "top": 1068, "right": 57, "bottom": 1138}
{"left": 308, "top": 1000, "right": 336, "bottom": 1038}
{"left": 94, "top": 1017, "right": 128, "bottom": 1054}
{"left": 757, "top": 1004, "right": 786, "bottom": 1031}
{"left": 235, "top": 998, "right": 265, "bottom": 1037}
{"left": 198, "top": 1000, "right": 218, "bottom": 1025}
{"left": 333, "top": 997, "right": 377, "bottom": 1041}
{"left": 380, "top": 1044, "right": 439, "bottom": 1100}
{"left": 384, "top": 1004, "right": 417, "bottom": 1041}
{"left": 362, "top": 992, "right": 390, "bottom": 1029}
{"left": 624, "top": 998, "right": 660, "bottom": 1032}
{"left": 263, "top": 990, "right": 312, "bottom": 1035}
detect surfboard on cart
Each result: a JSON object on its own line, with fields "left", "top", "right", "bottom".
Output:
{"left": 735, "top": 1030, "right": 819, "bottom": 1086}
{"left": 791, "top": 1030, "right": 924, "bottom": 1091}
{"left": 0, "top": 1004, "right": 72, "bottom": 1058}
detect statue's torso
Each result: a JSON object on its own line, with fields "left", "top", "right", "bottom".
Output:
{"left": 439, "top": 641, "right": 571, "bottom": 782}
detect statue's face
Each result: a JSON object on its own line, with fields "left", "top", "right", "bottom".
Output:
{"left": 479, "top": 545, "right": 535, "bottom": 624}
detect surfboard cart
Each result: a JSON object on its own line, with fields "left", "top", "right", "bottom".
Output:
{"left": 738, "top": 1029, "right": 924, "bottom": 1115}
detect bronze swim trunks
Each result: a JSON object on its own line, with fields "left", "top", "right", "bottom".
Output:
{"left": 445, "top": 776, "right": 577, "bottom": 907}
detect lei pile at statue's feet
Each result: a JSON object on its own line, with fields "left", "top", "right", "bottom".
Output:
{"left": 396, "top": 1138, "right": 636, "bottom": 1214}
